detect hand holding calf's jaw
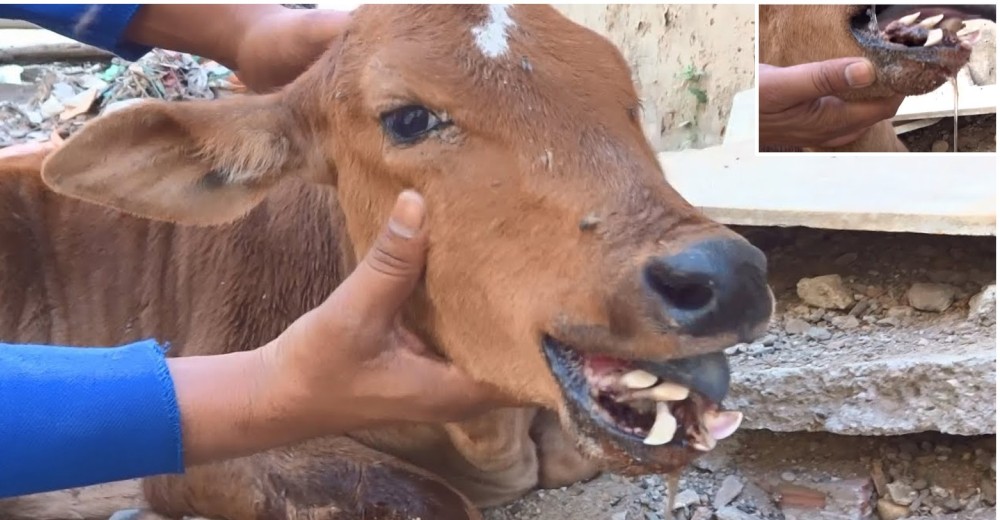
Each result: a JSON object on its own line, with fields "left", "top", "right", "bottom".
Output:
{"left": 170, "top": 191, "right": 506, "bottom": 466}
{"left": 758, "top": 58, "right": 905, "bottom": 148}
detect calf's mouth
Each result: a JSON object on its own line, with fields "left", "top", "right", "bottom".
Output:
{"left": 543, "top": 337, "right": 740, "bottom": 474}
{"left": 848, "top": 4, "right": 995, "bottom": 95}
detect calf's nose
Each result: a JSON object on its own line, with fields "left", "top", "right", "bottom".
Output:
{"left": 643, "top": 238, "right": 771, "bottom": 338}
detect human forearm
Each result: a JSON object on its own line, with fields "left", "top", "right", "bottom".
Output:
{"left": 166, "top": 345, "right": 326, "bottom": 467}
{"left": 122, "top": 4, "right": 285, "bottom": 70}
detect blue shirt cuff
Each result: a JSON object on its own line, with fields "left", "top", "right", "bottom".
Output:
{"left": 0, "top": 340, "right": 183, "bottom": 498}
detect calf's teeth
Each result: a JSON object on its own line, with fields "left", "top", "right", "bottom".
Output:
{"left": 924, "top": 28, "right": 944, "bottom": 47}
{"left": 642, "top": 402, "right": 677, "bottom": 446}
{"left": 620, "top": 369, "right": 658, "bottom": 389}
{"left": 897, "top": 12, "right": 921, "bottom": 26}
{"left": 918, "top": 13, "right": 944, "bottom": 29}
{"left": 647, "top": 381, "right": 690, "bottom": 401}
{"left": 957, "top": 25, "right": 976, "bottom": 37}
{"left": 703, "top": 410, "right": 743, "bottom": 441}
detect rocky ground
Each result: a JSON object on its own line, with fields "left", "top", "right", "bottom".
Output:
{"left": 899, "top": 114, "right": 996, "bottom": 153}
{"left": 488, "top": 227, "right": 996, "bottom": 520}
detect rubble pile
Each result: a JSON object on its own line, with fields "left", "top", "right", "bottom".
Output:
{"left": 0, "top": 49, "right": 241, "bottom": 148}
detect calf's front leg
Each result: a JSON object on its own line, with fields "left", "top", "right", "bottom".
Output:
{"left": 141, "top": 436, "right": 480, "bottom": 520}
{"left": 530, "top": 410, "right": 602, "bottom": 489}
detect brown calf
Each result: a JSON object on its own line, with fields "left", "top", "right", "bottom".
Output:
{"left": 760, "top": 4, "right": 996, "bottom": 152}
{"left": 1, "top": 5, "right": 773, "bottom": 519}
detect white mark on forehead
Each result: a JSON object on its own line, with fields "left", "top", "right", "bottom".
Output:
{"left": 471, "top": 4, "right": 516, "bottom": 58}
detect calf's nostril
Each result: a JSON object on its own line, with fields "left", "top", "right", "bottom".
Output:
{"left": 644, "top": 264, "right": 716, "bottom": 312}
{"left": 661, "top": 281, "right": 715, "bottom": 311}
{"left": 642, "top": 238, "right": 771, "bottom": 337}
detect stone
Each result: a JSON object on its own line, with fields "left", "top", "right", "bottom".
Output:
{"left": 714, "top": 506, "right": 758, "bottom": 520}
{"left": 611, "top": 512, "right": 627, "bottom": 520}
{"left": 849, "top": 300, "right": 871, "bottom": 317}
{"left": 781, "top": 472, "right": 797, "bottom": 482}
{"left": 797, "top": 275, "right": 854, "bottom": 310}
{"left": 877, "top": 498, "right": 911, "bottom": 520}
{"left": 671, "top": 489, "right": 701, "bottom": 510}
{"left": 689, "top": 507, "right": 713, "bottom": 520}
{"left": 968, "top": 285, "right": 996, "bottom": 325}
{"left": 906, "top": 283, "right": 957, "bottom": 312}
{"left": 784, "top": 318, "right": 811, "bottom": 335}
{"left": 727, "top": 333, "right": 996, "bottom": 436}
{"left": 876, "top": 317, "right": 900, "bottom": 327}
{"left": 931, "top": 140, "right": 949, "bottom": 153}
{"left": 943, "top": 497, "right": 962, "bottom": 511}
{"left": 714, "top": 475, "right": 745, "bottom": 508}
{"left": 931, "top": 486, "right": 950, "bottom": 499}
{"left": 871, "top": 463, "right": 889, "bottom": 497}
{"left": 886, "top": 306, "right": 914, "bottom": 319}
{"left": 830, "top": 315, "right": 860, "bottom": 329}
{"left": 806, "top": 326, "right": 832, "bottom": 341}
{"left": 887, "top": 482, "right": 918, "bottom": 506}
{"left": 778, "top": 478, "right": 874, "bottom": 520}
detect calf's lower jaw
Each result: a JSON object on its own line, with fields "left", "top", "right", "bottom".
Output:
{"left": 847, "top": 5, "right": 987, "bottom": 98}
{"left": 541, "top": 338, "right": 741, "bottom": 475}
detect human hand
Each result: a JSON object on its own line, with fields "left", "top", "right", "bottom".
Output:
{"left": 232, "top": 7, "right": 351, "bottom": 92}
{"left": 261, "top": 191, "right": 508, "bottom": 435}
{"left": 124, "top": 6, "right": 350, "bottom": 93}
{"left": 758, "top": 58, "right": 905, "bottom": 148}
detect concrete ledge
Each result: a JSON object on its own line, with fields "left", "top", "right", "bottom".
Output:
{"left": 658, "top": 141, "right": 997, "bottom": 236}
{"left": 727, "top": 341, "right": 996, "bottom": 436}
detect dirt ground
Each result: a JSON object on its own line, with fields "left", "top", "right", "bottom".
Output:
{"left": 487, "top": 227, "right": 997, "bottom": 520}
{"left": 899, "top": 114, "right": 997, "bottom": 153}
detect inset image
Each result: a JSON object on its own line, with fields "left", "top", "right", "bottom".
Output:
{"left": 758, "top": 4, "right": 996, "bottom": 153}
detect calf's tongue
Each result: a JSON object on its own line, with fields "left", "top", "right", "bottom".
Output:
{"left": 633, "top": 351, "right": 730, "bottom": 404}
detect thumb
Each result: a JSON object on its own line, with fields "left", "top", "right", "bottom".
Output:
{"left": 761, "top": 58, "right": 877, "bottom": 110}
{"left": 342, "top": 190, "right": 430, "bottom": 322}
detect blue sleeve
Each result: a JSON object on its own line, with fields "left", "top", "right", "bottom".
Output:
{"left": 0, "top": 340, "right": 184, "bottom": 498}
{"left": 0, "top": 4, "right": 152, "bottom": 61}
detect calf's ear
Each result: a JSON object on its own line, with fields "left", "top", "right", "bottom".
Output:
{"left": 41, "top": 94, "right": 327, "bottom": 226}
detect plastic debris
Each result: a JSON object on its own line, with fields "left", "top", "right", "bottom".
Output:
{"left": 1, "top": 47, "right": 241, "bottom": 148}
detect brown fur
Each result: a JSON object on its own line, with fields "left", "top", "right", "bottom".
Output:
{"left": 1, "top": 6, "right": 766, "bottom": 519}
{"left": 759, "top": 4, "right": 980, "bottom": 153}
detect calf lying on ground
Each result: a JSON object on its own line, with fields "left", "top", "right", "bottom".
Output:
{"left": 760, "top": 4, "right": 996, "bottom": 152}
{"left": 0, "top": 5, "right": 773, "bottom": 519}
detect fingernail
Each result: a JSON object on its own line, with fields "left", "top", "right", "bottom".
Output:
{"left": 845, "top": 60, "right": 876, "bottom": 88}
{"left": 388, "top": 190, "right": 425, "bottom": 239}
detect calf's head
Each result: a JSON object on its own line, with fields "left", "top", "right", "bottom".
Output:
{"left": 41, "top": 5, "right": 773, "bottom": 474}
{"left": 761, "top": 4, "right": 996, "bottom": 99}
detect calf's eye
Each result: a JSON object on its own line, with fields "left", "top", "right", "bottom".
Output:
{"left": 380, "top": 105, "right": 446, "bottom": 144}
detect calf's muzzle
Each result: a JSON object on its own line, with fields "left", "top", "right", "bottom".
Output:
{"left": 643, "top": 238, "right": 770, "bottom": 340}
